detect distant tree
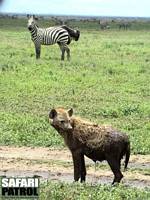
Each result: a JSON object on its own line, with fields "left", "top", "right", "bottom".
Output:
{"left": 58, "top": 20, "right": 68, "bottom": 26}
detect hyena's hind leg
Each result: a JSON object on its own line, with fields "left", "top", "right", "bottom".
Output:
{"left": 106, "top": 154, "right": 123, "bottom": 184}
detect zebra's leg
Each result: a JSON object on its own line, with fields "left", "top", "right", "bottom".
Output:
{"left": 59, "top": 44, "right": 65, "bottom": 61}
{"left": 65, "top": 45, "right": 70, "bottom": 61}
{"left": 61, "top": 48, "right": 65, "bottom": 61}
{"left": 35, "top": 44, "right": 41, "bottom": 59}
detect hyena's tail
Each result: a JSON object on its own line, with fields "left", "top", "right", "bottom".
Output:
{"left": 124, "top": 141, "right": 130, "bottom": 170}
{"left": 61, "top": 25, "right": 80, "bottom": 41}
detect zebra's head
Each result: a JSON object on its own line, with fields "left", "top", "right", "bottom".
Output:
{"left": 27, "top": 15, "right": 37, "bottom": 31}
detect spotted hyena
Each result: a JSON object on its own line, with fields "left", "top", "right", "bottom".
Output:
{"left": 49, "top": 108, "right": 130, "bottom": 184}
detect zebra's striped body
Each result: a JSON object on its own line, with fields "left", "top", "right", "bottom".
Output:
{"left": 32, "top": 27, "right": 69, "bottom": 45}
{"left": 27, "top": 15, "right": 80, "bottom": 60}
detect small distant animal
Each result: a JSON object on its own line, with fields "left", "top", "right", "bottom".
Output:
{"left": 49, "top": 108, "right": 130, "bottom": 184}
{"left": 119, "top": 22, "right": 131, "bottom": 30}
{"left": 27, "top": 15, "right": 80, "bottom": 60}
{"left": 99, "top": 20, "right": 110, "bottom": 30}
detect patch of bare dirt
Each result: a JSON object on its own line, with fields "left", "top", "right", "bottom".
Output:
{"left": 0, "top": 146, "right": 149, "bottom": 188}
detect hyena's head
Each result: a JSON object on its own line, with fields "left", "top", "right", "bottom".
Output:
{"left": 49, "top": 108, "right": 73, "bottom": 131}
{"left": 27, "top": 15, "right": 37, "bottom": 31}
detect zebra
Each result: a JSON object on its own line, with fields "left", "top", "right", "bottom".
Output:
{"left": 118, "top": 22, "right": 131, "bottom": 30}
{"left": 27, "top": 15, "right": 80, "bottom": 60}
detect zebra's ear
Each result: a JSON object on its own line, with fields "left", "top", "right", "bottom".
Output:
{"left": 27, "top": 14, "right": 30, "bottom": 19}
{"left": 33, "top": 15, "right": 38, "bottom": 21}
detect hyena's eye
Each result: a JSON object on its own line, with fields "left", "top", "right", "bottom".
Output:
{"left": 60, "top": 120, "right": 65, "bottom": 124}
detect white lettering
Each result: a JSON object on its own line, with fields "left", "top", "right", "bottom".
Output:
{"left": 9, "top": 179, "right": 16, "bottom": 187}
{"left": 2, "top": 178, "right": 39, "bottom": 188}
{"left": 15, "top": 179, "right": 22, "bottom": 187}
{"left": 2, "top": 178, "right": 8, "bottom": 187}
{"left": 20, "top": 179, "right": 27, "bottom": 187}
{"left": 28, "top": 178, "right": 34, "bottom": 187}
{"left": 34, "top": 179, "right": 39, "bottom": 187}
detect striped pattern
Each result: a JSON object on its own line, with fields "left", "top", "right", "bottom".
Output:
{"left": 33, "top": 27, "right": 69, "bottom": 45}
{"left": 27, "top": 16, "right": 71, "bottom": 60}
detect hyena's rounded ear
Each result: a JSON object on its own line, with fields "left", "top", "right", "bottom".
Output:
{"left": 49, "top": 109, "right": 57, "bottom": 119}
{"left": 68, "top": 108, "right": 73, "bottom": 117}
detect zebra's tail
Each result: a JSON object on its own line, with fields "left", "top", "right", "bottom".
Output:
{"left": 61, "top": 25, "right": 80, "bottom": 41}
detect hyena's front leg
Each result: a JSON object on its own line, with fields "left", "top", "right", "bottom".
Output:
{"left": 72, "top": 150, "right": 86, "bottom": 182}
{"left": 34, "top": 43, "right": 41, "bottom": 59}
{"left": 80, "top": 154, "right": 86, "bottom": 182}
{"left": 72, "top": 151, "right": 82, "bottom": 182}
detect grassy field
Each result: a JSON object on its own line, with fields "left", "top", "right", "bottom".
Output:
{"left": 40, "top": 182, "right": 150, "bottom": 200}
{"left": 0, "top": 18, "right": 150, "bottom": 199}
{"left": 0, "top": 18, "right": 150, "bottom": 153}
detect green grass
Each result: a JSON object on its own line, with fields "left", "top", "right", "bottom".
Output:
{"left": 0, "top": 18, "right": 150, "bottom": 154}
{"left": 40, "top": 182, "right": 150, "bottom": 200}
{"left": 0, "top": 17, "right": 150, "bottom": 200}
